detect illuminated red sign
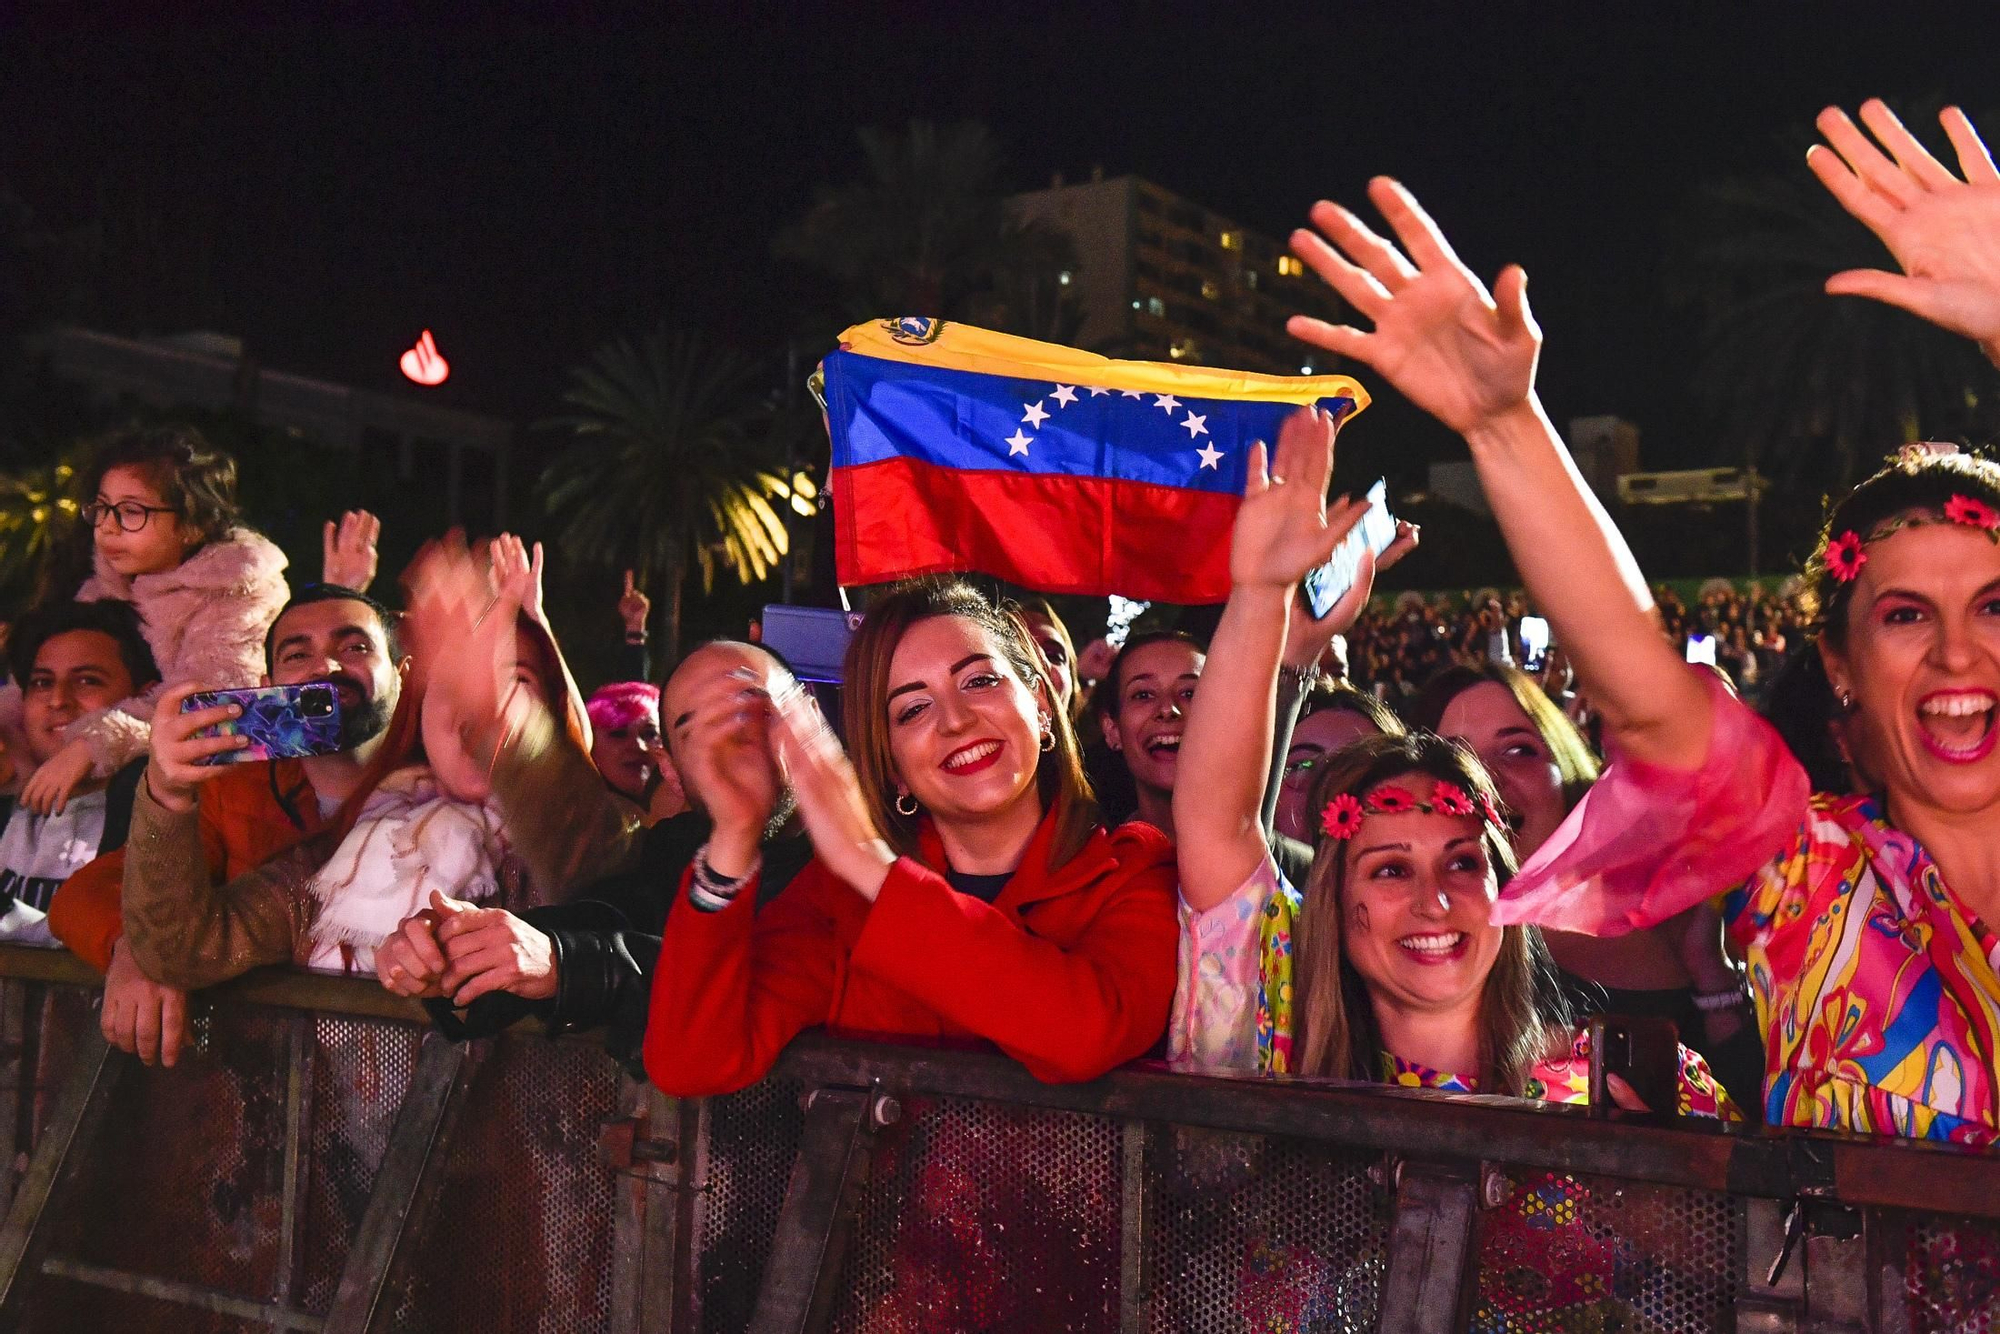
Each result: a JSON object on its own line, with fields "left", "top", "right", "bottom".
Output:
{"left": 399, "top": 329, "right": 450, "bottom": 386}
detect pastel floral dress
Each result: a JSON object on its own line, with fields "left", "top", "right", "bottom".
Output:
{"left": 1169, "top": 855, "right": 1300, "bottom": 1073}
{"left": 1498, "top": 669, "right": 2000, "bottom": 1146}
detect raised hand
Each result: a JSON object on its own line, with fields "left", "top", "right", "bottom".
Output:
{"left": 404, "top": 535, "right": 520, "bottom": 748}
{"left": 1808, "top": 101, "right": 2000, "bottom": 360}
{"left": 767, "top": 684, "right": 896, "bottom": 902}
{"left": 145, "top": 681, "right": 251, "bottom": 814}
{"left": 322, "top": 510, "right": 382, "bottom": 592}
{"left": 1284, "top": 519, "right": 1420, "bottom": 671}
{"left": 1288, "top": 178, "right": 1541, "bottom": 437}
{"left": 1229, "top": 406, "right": 1367, "bottom": 591}
{"left": 488, "top": 534, "right": 546, "bottom": 626}
{"left": 618, "top": 569, "right": 650, "bottom": 637}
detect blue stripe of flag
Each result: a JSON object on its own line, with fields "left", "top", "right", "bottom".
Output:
{"left": 824, "top": 349, "right": 1353, "bottom": 496}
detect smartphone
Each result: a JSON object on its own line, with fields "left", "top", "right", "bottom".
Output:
{"left": 1587, "top": 1015, "right": 1680, "bottom": 1116}
{"left": 1302, "top": 480, "right": 1397, "bottom": 619}
{"left": 182, "top": 683, "right": 343, "bottom": 765}
{"left": 1685, "top": 633, "right": 1718, "bottom": 667}
{"left": 761, "top": 604, "right": 864, "bottom": 684}
{"left": 1519, "top": 615, "right": 1551, "bottom": 672}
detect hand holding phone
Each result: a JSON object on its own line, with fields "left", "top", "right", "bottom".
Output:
{"left": 1587, "top": 1015, "right": 1681, "bottom": 1116}
{"left": 180, "top": 683, "right": 343, "bottom": 765}
{"left": 1302, "top": 480, "right": 1398, "bottom": 619}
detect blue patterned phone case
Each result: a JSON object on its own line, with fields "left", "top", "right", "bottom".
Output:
{"left": 182, "top": 683, "right": 344, "bottom": 764}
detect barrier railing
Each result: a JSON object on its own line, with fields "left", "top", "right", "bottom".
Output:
{"left": 0, "top": 944, "right": 1990, "bottom": 1332}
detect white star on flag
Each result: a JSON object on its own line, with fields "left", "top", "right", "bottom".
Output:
{"left": 1051, "top": 384, "right": 1079, "bottom": 407}
{"left": 1181, "top": 412, "right": 1209, "bottom": 438}
{"left": 1006, "top": 429, "right": 1034, "bottom": 456}
{"left": 1154, "top": 394, "right": 1181, "bottom": 413}
{"left": 1120, "top": 390, "right": 1144, "bottom": 399}
{"left": 1197, "top": 442, "right": 1224, "bottom": 470}
{"left": 1022, "top": 401, "right": 1051, "bottom": 428}
{"left": 1086, "top": 385, "right": 1111, "bottom": 397}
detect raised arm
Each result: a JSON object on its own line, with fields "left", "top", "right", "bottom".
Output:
{"left": 1175, "top": 408, "right": 1368, "bottom": 912}
{"left": 1807, "top": 101, "right": 2000, "bottom": 369}
{"left": 1288, "top": 179, "right": 1710, "bottom": 771}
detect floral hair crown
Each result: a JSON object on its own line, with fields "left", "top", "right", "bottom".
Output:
{"left": 1321, "top": 778, "right": 1504, "bottom": 841}
{"left": 1821, "top": 443, "right": 2000, "bottom": 585}
{"left": 1823, "top": 493, "right": 2000, "bottom": 584}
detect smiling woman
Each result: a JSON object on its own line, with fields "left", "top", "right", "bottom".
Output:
{"left": 644, "top": 578, "right": 1180, "bottom": 1096}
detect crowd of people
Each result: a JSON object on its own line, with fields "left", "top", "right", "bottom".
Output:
{"left": 0, "top": 95, "right": 1991, "bottom": 1315}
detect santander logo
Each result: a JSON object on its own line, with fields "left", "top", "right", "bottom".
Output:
{"left": 399, "top": 330, "right": 450, "bottom": 386}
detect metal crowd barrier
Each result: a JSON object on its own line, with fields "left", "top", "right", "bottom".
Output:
{"left": 0, "top": 944, "right": 1990, "bottom": 1332}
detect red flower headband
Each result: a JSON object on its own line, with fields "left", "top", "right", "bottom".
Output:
{"left": 1321, "top": 779, "right": 1504, "bottom": 841}
{"left": 1825, "top": 492, "right": 2000, "bottom": 585}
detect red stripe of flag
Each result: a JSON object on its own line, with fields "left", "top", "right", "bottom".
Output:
{"left": 833, "top": 457, "right": 1240, "bottom": 603}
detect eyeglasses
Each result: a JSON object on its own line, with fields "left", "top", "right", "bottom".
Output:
{"left": 82, "top": 500, "right": 177, "bottom": 533}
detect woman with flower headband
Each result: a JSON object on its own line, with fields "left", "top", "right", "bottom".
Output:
{"left": 1285, "top": 100, "right": 2000, "bottom": 1143}
{"left": 1171, "top": 407, "right": 1735, "bottom": 1117}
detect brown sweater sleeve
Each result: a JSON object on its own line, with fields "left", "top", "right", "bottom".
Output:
{"left": 490, "top": 702, "right": 646, "bottom": 897}
{"left": 120, "top": 779, "right": 328, "bottom": 990}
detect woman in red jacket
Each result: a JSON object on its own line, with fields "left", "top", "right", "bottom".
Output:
{"left": 644, "top": 580, "right": 1179, "bottom": 1095}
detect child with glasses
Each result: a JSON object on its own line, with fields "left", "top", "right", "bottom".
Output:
{"left": 5, "top": 427, "right": 291, "bottom": 818}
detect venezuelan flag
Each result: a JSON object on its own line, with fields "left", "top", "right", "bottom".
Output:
{"left": 822, "top": 318, "right": 1369, "bottom": 603}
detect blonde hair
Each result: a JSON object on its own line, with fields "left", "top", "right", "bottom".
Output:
{"left": 1291, "top": 731, "right": 1568, "bottom": 1093}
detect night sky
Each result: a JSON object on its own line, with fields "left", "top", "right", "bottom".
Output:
{"left": 5, "top": 9, "right": 1998, "bottom": 482}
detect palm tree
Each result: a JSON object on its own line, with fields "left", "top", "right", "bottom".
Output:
{"left": 539, "top": 330, "right": 815, "bottom": 662}
{"left": 1668, "top": 105, "right": 2000, "bottom": 523}
{"left": 0, "top": 460, "right": 81, "bottom": 609}
{"left": 775, "top": 120, "right": 1079, "bottom": 336}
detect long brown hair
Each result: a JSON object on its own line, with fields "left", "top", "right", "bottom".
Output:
{"left": 842, "top": 579, "right": 1100, "bottom": 870}
{"left": 1409, "top": 662, "right": 1599, "bottom": 811}
{"left": 1291, "top": 731, "right": 1569, "bottom": 1094}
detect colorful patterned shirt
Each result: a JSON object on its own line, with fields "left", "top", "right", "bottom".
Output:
{"left": 1381, "top": 1029, "right": 1738, "bottom": 1118}
{"left": 1500, "top": 668, "right": 2000, "bottom": 1146}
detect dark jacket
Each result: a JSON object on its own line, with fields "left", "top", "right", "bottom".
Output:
{"left": 445, "top": 810, "right": 812, "bottom": 1073}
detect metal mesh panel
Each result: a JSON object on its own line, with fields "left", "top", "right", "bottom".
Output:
{"left": 698, "top": 1076, "right": 805, "bottom": 1333}
{"left": 1145, "top": 1128, "right": 1388, "bottom": 1333}
{"left": 297, "top": 1014, "right": 424, "bottom": 1313}
{"left": 42, "top": 1000, "right": 293, "bottom": 1326}
{"left": 829, "top": 1095, "right": 1122, "bottom": 1334}
{"left": 1473, "top": 1170, "right": 1738, "bottom": 1333}
{"left": 1902, "top": 1212, "right": 2000, "bottom": 1333}
{"left": 386, "top": 1035, "right": 623, "bottom": 1334}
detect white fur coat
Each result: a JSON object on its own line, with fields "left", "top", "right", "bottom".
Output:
{"left": 3, "top": 529, "right": 290, "bottom": 779}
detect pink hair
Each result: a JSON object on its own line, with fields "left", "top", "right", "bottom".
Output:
{"left": 586, "top": 681, "right": 660, "bottom": 734}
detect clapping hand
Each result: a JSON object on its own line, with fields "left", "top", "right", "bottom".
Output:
{"left": 1288, "top": 178, "right": 1541, "bottom": 439}
{"left": 767, "top": 683, "right": 896, "bottom": 902}
{"left": 1808, "top": 100, "right": 2000, "bottom": 361}
{"left": 488, "top": 534, "right": 546, "bottom": 627}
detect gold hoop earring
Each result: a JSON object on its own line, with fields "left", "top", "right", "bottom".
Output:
{"left": 895, "top": 791, "right": 919, "bottom": 817}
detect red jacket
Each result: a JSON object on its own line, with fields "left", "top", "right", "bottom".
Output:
{"left": 644, "top": 809, "right": 1178, "bottom": 1095}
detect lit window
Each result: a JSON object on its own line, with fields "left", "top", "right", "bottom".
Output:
{"left": 1131, "top": 298, "right": 1143, "bottom": 310}
{"left": 1059, "top": 270, "right": 1073, "bottom": 287}
{"left": 1200, "top": 279, "right": 1220, "bottom": 301}
{"left": 1169, "top": 337, "right": 1199, "bottom": 361}
{"left": 1244, "top": 269, "right": 1259, "bottom": 290}
{"left": 1299, "top": 361, "right": 1315, "bottom": 375}
{"left": 1276, "top": 255, "right": 1304, "bottom": 278}
{"left": 1147, "top": 296, "right": 1166, "bottom": 318}
{"left": 1219, "top": 230, "right": 1241, "bottom": 251}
